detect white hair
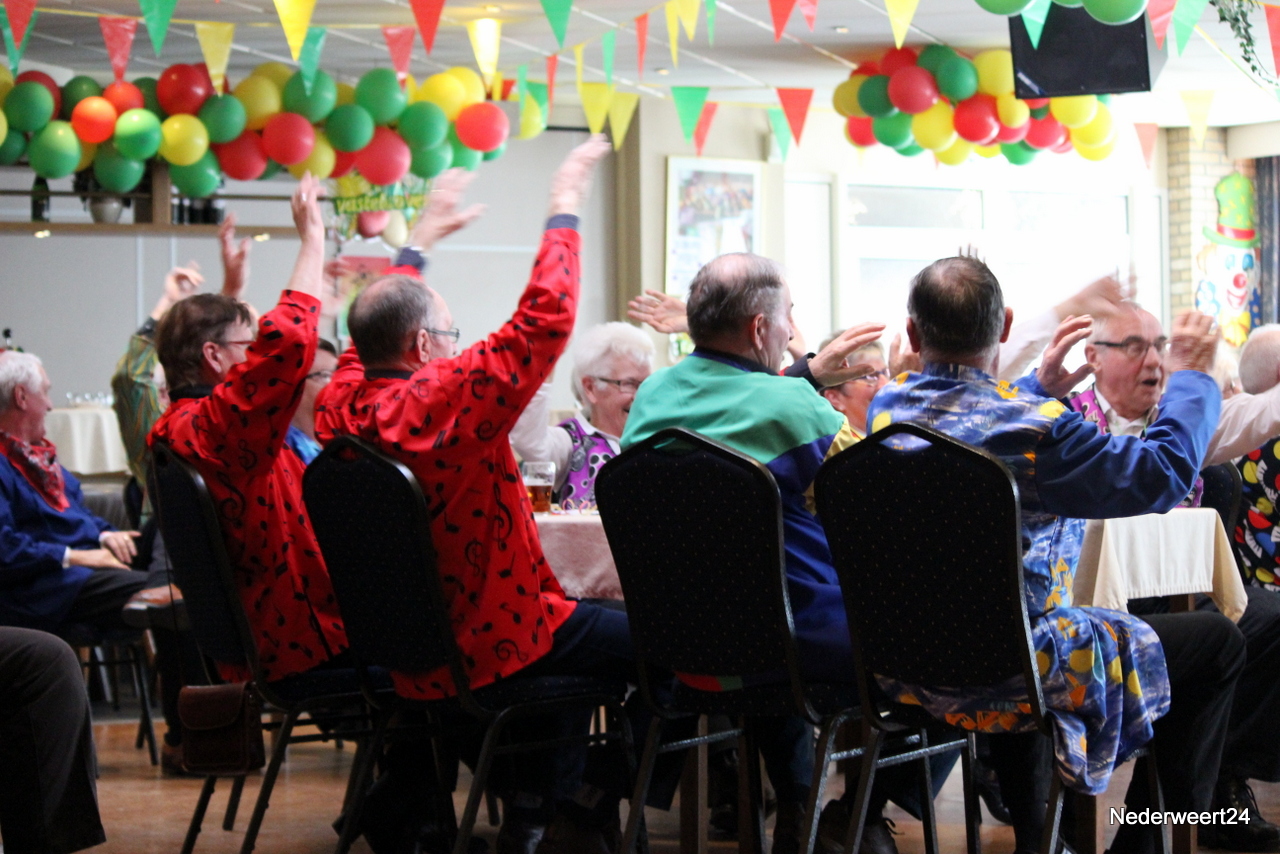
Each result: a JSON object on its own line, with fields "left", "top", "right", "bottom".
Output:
{"left": 1239, "top": 324, "right": 1280, "bottom": 395}
{"left": 570, "top": 322, "right": 655, "bottom": 417}
{"left": 0, "top": 351, "right": 43, "bottom": 414}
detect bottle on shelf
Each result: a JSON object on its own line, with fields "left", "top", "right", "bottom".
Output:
{"left": 31, "top": 178, "right": 50, "bottom": 223}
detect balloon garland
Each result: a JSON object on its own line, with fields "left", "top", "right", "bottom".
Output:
{"left": 976, "top": 0, "right": 1147, "bottom": 26}
{"left": 834, "top": 46, "right": 1116, "bottom": 165}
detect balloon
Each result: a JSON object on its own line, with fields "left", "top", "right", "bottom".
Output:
{"left": 158, "top": 114, "right": 210, "bottom": 166}
{"left": 975, "top": 0, "right": 1035, "bottom": 13}
{"left": 114, "top": 108, "right": 163, "bottom": 160}
{"left": 845, "top": 116, "right": 877, "bottom": 147}
{"left": 1082, "top": 0, "right": 1146, "bottom": 24}
{"left": 857, "top": 76, "right": 896, "bottom": 118}
{"left": 262, "top": 112, "right": 315, "bottom": 165}
{"left": 445, "top": 66, "right": 487, "bottom": 107}
{"left": 449, "top": 128, "right": 482, "bottom": 171}
{"left": 325, "top": 104, "right": 375, "bottom": 152}
{"left": 330, "top": 149, "right": 358, "bottom": 178}
{"left": 4, "top": 81, "right": 55, "bottom": 132}
{"left": 357, "top": 211, "right": 390, "bottom": 238}
{"left": 287, "top": 129, "right": 335, "bottom": 179}
{"left": 0, "top": 67, "right": 12, "bottom": 104}
{"left": 936, "top": 137, "right": 974, "bottom": 165}
{"left": 483, "top": 142, "right": 506, "bottom": 161}
{"left": 397, "top": 101, "right": 449, "bottom": 150}
{"left": 192, "top": 63, "right": 219, "bottom": 94}
{"left": 259, "top": 160, "right": 282, "bottom": 180}
{"left": 1049, "top": 94, "right": 1098, "bottom": 128}
{"left": 897, "top": 144, "right": 925, "bottom": 156}
{"left": 1001, "top": 141, "right": 1037, "bottom": 164}
{"left": 917, "top": 45, "right": 958, "bottom": 74}
{"left": 171, "top": 150, "right": 222, "bottom": 198}
{"left": 17, "top": 71, "right": 61, "bottom": 119}
{"left": 410, "top": 140, "right": 454, "bottom": 178}
{"left": 0, "top": 108, "right": 6, "bottom": 145}
{"left": 911, "top": 100, "right": 956, "bottom": 151}
{"left": 213, "top": 130, "right": 268, "bottom": 180}
{"left": 872, "top": 112, "right": 913, "bottom": 148}
{"left": 1056, "top": 0, "right": 1084, "bottom": 6}
{"left": 252, "top": 62, "right": 294, "bottom": 90}
{"left": 1075, "top": 136, "right": 1116, "bottom": 161}
{"left": 417, "top": 73, "right": 468, "bottom": 120}
{"left": 887, "top": 66, "right": 939, "bottom": 114}
{"left": 233, "top": 76, "right": 282, "bottom": 131}
{"left": 75, "top": 141, "right": 97, "bottom": 172}
{"left": 975, "top": 143, "right": 1001, "bottom": 158}
{"left": 356, "top": 68, "right": 407, "bottom": 125}
{"left": 0, "top": 128, "right": 25, "bottom": 165}
{"left": 1070, "top": 102, "right": 1113, "bottom": 147}
{"left": 71, "top": 96, "right": 118, "bottom": 144}
{"left": 28, "top": 121, "right": 82, "bottom": 179}
{"left": 973, "top": 50, "right": 1015, "bottom": 96}
{"left": 995, "top": 119, "right": 1030, "bottom": 143}
{"left": 381, "top": 210, "right": 409, "bottom": 247}
{"left": 356, "top": 126, "right": 411, "bottom": 185}
{"left": 1052, "top": 135, "right": 1076, "bottom": 154}
{"left": 103, "top": 81, "right": 144, "bottom": 114}
{"left": 1024, "top": 97, "right": 1050, "bottom": 109}
{"left": 936, "top": 56, "right": 979, "bottom": 102}
{"left": 880, "top": 47, "right": 919, "bottom": 77}
{"left": 996, "top": 93, "right": 1030, "bottom": 129}
{"left": 519, "top": 93, "right": 545, "bottom": 139}
{"left": 454, "top": 102, "right": 509, "bottom": 152}
{"left": 93, "top": 141, "right": 146, "bottom": 192}
{"left": 199, "top": 94, "right": 247, "bottom": 144}
{"left": 832, "top": 75, "right": 868, "bottom": 118}
{"left": 1024, "top": 115, "right": 1067, "bottom": 149}
{"left": 855, "top": 61, "right": 880, "bottom": 76}
{"left": 335, "top": 82, "right": 356, "bottom": 106}
{"left": 1030, "top": 105, "right": 1051, "bottom": 120}
{"left": 62, "top": 76, "right": 103, "bottom": 119}
{"left": 157, "top": 64, "right": 213, "bottom": 116}
{"left": 282, "top": 71, "right": 338, "bottom": 123}
{"left": 133, "top": 77, "right": 165, "bottom": 117}
{"left": 953, "top": 95, "right": 1000, "bottom": 144}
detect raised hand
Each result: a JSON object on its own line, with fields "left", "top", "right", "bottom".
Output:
{"left": 1057, "top": 275, "right": 1126, "bottom": 321}
{"left": 219, "top": 212, "right": 252, "bottom": 299}
{"left": 809, "top": 322, "right": 887, "bottom": 387}
{"left": 411, "top": 169, "right": 486, "bottom": 251}
{"left": 1167, "top": 310, "right": 1219, "bottom": 376}
{"left": 547, "top": 135, "right": 611, "bottom": 218}
{"left": 627, "top": 290, "right": 689, "bottom": 334}
{"left": 888, "top": 331, "right": 922, "bottom": 376}
{"left": 1035, "top": 315, "right": 1094, "bottom": 398}
{"left": 291, "top": 172, "right": 326, "bottom": 244}
{"left": 150, "top": 262, "right": 203, "bottom": 321}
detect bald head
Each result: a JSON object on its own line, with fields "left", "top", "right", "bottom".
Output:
{"left": 686, "top": 253, "right": 787, "bottom": 344}
{"left": 348, "top": 274, "right": 438, "bottom": 368}
{"left": 907, "top": 256, "right": 1005, "bottom": 361}
{"left": 1087, "top": 300, "right": 1151, "bottom": 344}
{"left": 1240, "top": 324, "right": 1280, "bottom": 395}
{"left": 1084, "top": 301, "right": 1166, "bottom": 420}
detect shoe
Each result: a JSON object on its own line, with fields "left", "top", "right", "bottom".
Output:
{"left": 122, "top": 585, "right": 185, "bottom": 630}
{"left": 770, "top": 802, "right": 805, "bottom": 854}
{"left": 495, "top": 819, "right": 546, "bottom": 854}
{"left": 815, "top": 799, "right": 899, "bottom": 854}
{"left": 1200, "top": 777, "right": 1280, "bottom": 852}
{"left": 533, "top": 814, "right": 613, "bottom": 854}
{"left": 973, "top": 758, "right": 1013, "bottom": 825}
{"left": 160, "top": 742, "right": 198, "bottom": 777}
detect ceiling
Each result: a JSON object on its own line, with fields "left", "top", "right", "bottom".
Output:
{"left": 13, "top": 0, "right": 1280, "bottom": 127}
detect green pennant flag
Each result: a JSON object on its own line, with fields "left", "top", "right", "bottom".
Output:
{"left": 299, "top": 26, "right": 326, "bottom": 93}
{"left": 1019, "top": 0, "right": 1052, "bottom": 49}
{"left": 516, "top": 63, "right": 528, "bottom": 104}
{"left": 767, "top": 106, "right": 790, "bottom": 160}
{"left": 1171, "top": 0, "right": 1209, "bottom": 55}
{"left": 540, "top": 0, "right": 573, "bottom": 48}
{"left": 526, "top": 80, "right": 549, "bottom": 115}
{"left": 0, "top": 6, "right": 35, "bottom": 74}
{"left": 670, "top": 86, "right": 709, "bottom": 141}
{"left": 601, "top": 30, "right": 615, "bottom": 86}
{"left": 138, "top": 0, "right": 178, "bottom": 56}
{"left": 706, "top": 0, "right": 717, "bottom": 44}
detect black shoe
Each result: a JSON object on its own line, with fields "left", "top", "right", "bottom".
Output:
{"left": 532, "top": 813, "right": 613, "bottom": 854}
{"left": 815, "top": 799, "right": 899, "bottom": 854}
{"left": 494, "top": 819, "right": 545, "bottom": 854}
{"left": 770, "top": 802, "right": 806, "bottom": 854}
{"left": 1201, "top": 777, "right": 1280, "bottom": 852}
{"left": 973, "top": 758, "right": 1013, "bottom": 825}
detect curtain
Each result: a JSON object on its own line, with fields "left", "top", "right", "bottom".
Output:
{"left": 1256, "top": 156, "right": 1280, "bottom": 325}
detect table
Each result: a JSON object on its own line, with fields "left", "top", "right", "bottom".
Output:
{"left": 1073, "top": 507, "right": 1247, "bottom": 621}
{"left": 45, "top": 407, "right": 129, "bottom": 475}
{"left": 535, "top": 511, "right": 622, "bottom": 600}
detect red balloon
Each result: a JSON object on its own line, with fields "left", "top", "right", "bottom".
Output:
{"left": 103, "top": 81, "right": 144, "bottom": 114}
{"left": 879, "top": 47, "right": 918, "bottom": 77}
{"left": 1024, "top": 97, "right": 1050, "bottom": 109}
{"left": 71, "top": 96, "right": 118, "bottom": 143}
{"left": 192, "top": 63, "right": 217, "bottom": 92}
{"left": 330, "top": 149, "right": 357, "bottom": 179}
{"left": 356, "top": 127, "right": 410, "bottom": 186}
{"left": 156, "top": 64, "right": 213, "bottom": 116}
{"left": 846, "top": 115, "right": 877, "bottom": 147}
{"left": 261, "top": 112, "right": 316, "bottom": 165}
{"left": 887, "top": 66, "right": 939, "bottom": 115}
{"left": 1052, "top": 136, "right": 1075, "bottom": 154}
{"left": 17, "top": 70, "right": 62, "bottom": 119}
{"left": 213, "top": 130, "right": 268, "bottom": 180}
{"left": 454, "top": 102, "right": 509, "bottom": 152}
{"left": 855, "top": 61, "right": 880, "bottom": 77}
{"left": 357, "top": 210, "right": 390, "bottom": 238}
{"left": 953, "top": 95, "right": 1000, "bottom": 144}
{"left": 1024, "top": 115, "right": 1067, "bottom": 150}
{"left": 995, "top": 119, "right": 1030, "bottom": 143}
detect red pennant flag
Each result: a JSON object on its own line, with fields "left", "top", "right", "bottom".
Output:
{"left": 1134, "top": 123, "right": 1158, "bottom": 170}
{"left": 693, "top": 102, "right": 718, "bottom": 155}
{"left": 4, "top": 0, "right": 36, "bottom": 50}
{"left": 798, "top": 0, "right": 818, "bottom": 30}
{"left": 408, "top": 0, "right": 446, "bottom": 53}
{"left": 547, "top": 53, "right": 558, "bottom": 110}
{"left": 635, "top": 13, "right": 648, "bottom": 79}
{"left": 768, "top": 0, "right": 797, "bottom": 40}
{"left": 382, "top": 25, "right": 417, "bottom": 83}
{"left": 776, "top": 88, "right": 813, "bottom": 143}
{"left": 1266, "top": 5, "right": 1280, "bottom": 74}
{"left": 99, "top": 17, "right": 138, "bottom": 82}
{"left": 1148, "top": 0, "right": 1176, "bottom": 48}
{"left": 500, "top": 78, "right": 517, "bottom": 100}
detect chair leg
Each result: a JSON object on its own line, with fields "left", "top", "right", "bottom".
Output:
{"left": 183, "top": 776, "right": 218, "bottom": 854}
{"left": 960, "top": 733, "right": 982, "bottom": 854}
{"left": 842, "top": 727, "right": 885, "bottom": 854}
{"left": 129, "top": 643, "right": 159, "bottom": 765}
{"left": 335, "top": 711, "right": 391, "bottom": 854}
{"left": 737, "top": 719, "right": 766, "bottom": 854}
{"left": 223, "top": 776, "right": 246, "bottom": 831}
{"left": 678, "top": 716, "right": 708, "bottom": 854}
{"left": 917, "top": 730, "right": 941, "bottom": 854}
{"left": 622, "top": 717, "right": 665, "bottom": 854}
{"left": 1039, "top": 774, "right": 1065, "bottom": 854}
{"left": 238, "top": 708, "right": 299, "bottom": 854}
{"left": 1074, "top": 793, "right": 1102, "bottom": 854}
{"left": 486, "top": 789, "right": 501, "bottom": 827}
{"left": 801, "top": 713, "right": 848, "bottom": 854}
{"left": 609, "top": 702, "right": 646, "bottom": 854}
{"left": 452, "top": 714, "right": 511, "bottom": 854}
{"left": 1144, "top": 749, "right": 1181, "bottom": 854}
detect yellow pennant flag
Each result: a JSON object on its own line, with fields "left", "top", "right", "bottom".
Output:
{"left": 608, "top": 91, "right": 640, "bottom": 150}
{"left": 883, "top": 0, "right": 919, "bottom": 48}
{"left": 665, "top": 2, "right": 680, "bottom": 67}
{"left": 273, "top": 0, "right": 316, "bottom": 61}
{"left": 580, "top": 82, "right": 613, "bottom": 134}
{"left": 195, "top": 22, "right": 235, "bottom": 93}
{"left": 573, "top": 43, "right": 585, "bottom": 92}
{"left": 1181, "top": 90, "right": 1213, "bottom": 147}
{"left": 466, "top": 18, "right": 502, "bottom": 89}
{"left": 675, "top": 0, "right": 699, "bottom": 40}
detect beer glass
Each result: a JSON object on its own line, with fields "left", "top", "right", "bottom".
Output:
{"left": 521, "top": 461, "right": 556, "bottom": 512}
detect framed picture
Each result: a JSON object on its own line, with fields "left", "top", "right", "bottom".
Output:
{"left": 665, "top": 157, "right": 762, "bottom": 296}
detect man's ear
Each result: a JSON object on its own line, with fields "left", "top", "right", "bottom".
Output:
{"left": 748, "top": 313, "right": 767, "bottom": 350}
{"left": 906, "top": 317, "right": 922, "bottom": 352}
{"left": 998, "top": 306, "right": 1014, "bottom": 344}
{"left": 201, "top": 340, "right": 222, "bottom": 377}
{"left": 11, "top": 385, "right": 28, "bottom": 412}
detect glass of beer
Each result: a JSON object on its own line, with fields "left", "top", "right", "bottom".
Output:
{"left": 521, "top": 461, "right": 556, "bottom": 513}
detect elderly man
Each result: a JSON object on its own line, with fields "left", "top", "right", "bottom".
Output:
{"left": 284, "top": 338, "right": 338, "bottom": 465}
{"left": 867, "top": 256, "right": 1243, "bottom": 854}
{"left": 815, "top": 338, "right": 889, "bottom": 436}
{"left": 1237, "top": 324, "right": 1280, "bottom": 588}
{"left": 1068, "top": 304, "right": 1280, "bottom": 851}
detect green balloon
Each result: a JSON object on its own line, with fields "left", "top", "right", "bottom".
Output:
{"left": 397, "top": 102, "right": 449, "bottom": 150}
{"left": 482, "top": 141, "right": 506, "bottom": 162}
{"left": 1082, "top": 0, "right": 1146, "bottom": 24}
{"left": 872, "top": 112, "right": 913, "bottom": 149}
{"left": 0, "top": 128, "right": 26, "bottom": 165}
{"left": 28, "top": 121, "right": 82, "bottom": 179}
{"left": 282, "top": 71, "right": 338, "bottom": 123}
{"left": 916, "top": 45, "right": 957, "bottom": 75}
{"left": 355, "top": 68, "right": 407, "bottom": 125}
{"left": 114, "top": 108, "right": 162, "bottom": 160}
{"left": 171, "top": 150, "right": 222, "bottom": 198}
{"left": 1053, "top": 0, "right": 1084, "bottom": 8}
{"left": 857, "top": 76, "right": 896, "bottom": 118}
{"left": 133, "top": 77, "right": 166, "bottom": 118}
{"left": 5, "top": 81, "right": 55, "bottom": 132}
{"left": 410, "top": 140, "right": 453, "bottom": 178}
{"left": 258, "top": 160, "right": 282, "bottom": 180}
{"left": 326, "top": 104, "right": 375, "bottom": 152}
{"left": 448, "top": 128, "right": 481, "bottom": 171}
{"left": 897, "top": 143, "right": 926, "bottom": 156}
{"left": 1098, "top": 93, "right": 1112, "bottom": 104}
{"left": 975, "top": 0, "right": 1035, "bottom": 14}
{"left": 936, "top": 57, "right": 979, "bottom": 101}
{"left": 62, "top": 76, "right": 103, "bottom": 119}
{"left": 93, "top": 141, "right": 146, "bottom": 193}
{"left": 199, "top": 95, "right": 247, "bottom": 144}
{"left": 1001, "top": 141, "right": 1038, "bottom": 164}
{"left": 1030, "top": 105, "right": 1051, "bottom": 119}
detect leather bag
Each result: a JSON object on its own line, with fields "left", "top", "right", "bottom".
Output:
{"left": 178, "top": 683, "right": 266, "bottom": 775}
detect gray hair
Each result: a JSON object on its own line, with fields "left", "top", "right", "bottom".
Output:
{"left": 0, "top": 351, "right": 44, "bottom": 414}
{"left": 1087, "top": 300, "right": 1148, "bottom": 343}
{"left": 907, "top": 257, "right": 1005, "bottom": 359}
{"left": 686, "top": 253, "right": 786, "bottom": 345}
{"left": 347, "top": 274, "right": 435, "bottom": 367}
{"left": 1239, "top": 324, "right": 1280, "bottom": 394}
{"left": 570, "top": 322, "right": 655, "bottom": 416}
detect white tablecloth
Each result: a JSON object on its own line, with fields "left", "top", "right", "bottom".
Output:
{"left": 45, "top": 407, "right": 129, "bottom": 476}
{"left": 1074, "top": 507, "right": 1247, "bottom": 621}
{"left": 535, "top": 512, "right": 622, "bottom": 600}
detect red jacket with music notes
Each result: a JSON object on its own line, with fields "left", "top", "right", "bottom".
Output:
{"left": 315, "top": 219, "right": 580, "bottom": 700}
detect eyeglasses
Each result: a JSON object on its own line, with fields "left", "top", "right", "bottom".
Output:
{"left": 1093, "top": 336, "right": 1168, "bottom": 359}
{"left": 306, "top": 370, "right": 334, "bottom": 382}
{"left": 424, "top": 327, "right": 461, "bottom": 342}
{"left": 851, "top": 368, "right": 891, "bottom": 385}
{"left": 591, "top": 377, "right": 643, "bottom": 393}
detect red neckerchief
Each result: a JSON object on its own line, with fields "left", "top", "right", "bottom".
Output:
{"left": 0, "top": 430, "right": 69, "bottom": 512}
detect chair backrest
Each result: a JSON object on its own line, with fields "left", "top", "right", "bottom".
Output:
{"left": 594, "top": 428, "right": 808, "bottom": 712}
{"left": 813, "top": 422, "right": 1049, "bottom": 732}
{"left": 1199, "top": 461, "right": 1248, "bottom": 582}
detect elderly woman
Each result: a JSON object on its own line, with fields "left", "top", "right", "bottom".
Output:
{"left": 510, "top": 321, "right": 654, "bottom": 504}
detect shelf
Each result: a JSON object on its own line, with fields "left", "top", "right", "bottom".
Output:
{"left": 0, "top": 222, "right": 299, "bottom": 238}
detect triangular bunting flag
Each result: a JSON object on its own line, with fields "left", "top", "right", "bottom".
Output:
{"left": 0, "top": 5, "right": 33, "bottom": 74}
{"left": 466, "top": 19, "right": 501, "bottom": 88}
{"left": 99, "top": 17, "right": 138, "bottom": 82}
{"left": 541, "top": 0, "right": 573, "bottom": 48}
{"left": 139, "top": 0, "right": 179, "bottom": 56}
{"left": 1020, "top": 0, "right": 1052, "bottom": 49}
{"left": 670, "top": 85, "right": 709, "bottom": 141}
{"left": 1181, "top": 90, "right": 1213, "bottom": 146}
{"left": 516, "top": 63, "right": 528, "bottom": 105}
{"left": 527, "top": 80, "right": 549, "bottom": 115}
{"left": 573, "top": 43, "right": 584, "bottom": 92}
{"left": 706, "top": 0, "right": 717, "bottom": 43}
{"left": 693, "top": 102, "right": 717, "bottom": 155}
{"left": 1134, "top": 122, "right": 1158, "bottom": 169}
{"left": 767, "top": 106, "right": 791, "bottom": 159}
{"left": 408, "top": 0, "right": 446, "bottom": 53}
{"left": 884, "top": 0, "right": 919, "bottom": 48}
{"left": 383, "top": 25, "right": 416, "bottom": 84}
{"left": 1265, "top": 5, "right": 1280, "bottom": 75}
{"left": 635, "top": 13, "right": 648, "bottom": 77}
{"left": 776, "top": 87, "right": 813, "bottom": 143}
{"left": 546, "top": 53, "right": 558, "bottom": 110}
{"left": 608, "top": 91, "right": 640, "bottom": 150}
{"left": 798, "top": 0, "right": 817, "bottom": 30}
{"left": 665, "top": 2, "right": 680, "bottom": 66}
{"left": 195, "top": 22, "right": 235, "bottom": 93}
{"left": 1149, "top": 0, "right": 1176, "bottom": 49}
{"left": 580, "top": 82, "right": 613, "bottom": 133}
{"left": 299, "top": 26, "right": 326, "bottom": 93}
{"left": 675, "top": 0, "right": 699, "bottom": 40}
{"left": 272, "top": 0, "right": 316, "bottom": 61}
{"left": 1171, "top": 0, "right": 1209, "bottom": 55}
{"left": 500, "top": 77, "right": 516, "bottom": 100}
{"left": 3, "top": 0, "right": 35, "bottom": 54}
{"left": 601, "top": 30, "right": 615, "bottom": 86}
{"left": 768, "top": 0, "right": 797, "bottom": 41}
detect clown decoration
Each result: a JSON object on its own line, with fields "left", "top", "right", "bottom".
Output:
{"left": 1195, "top": 172, "right": 1263, "bottom": 348}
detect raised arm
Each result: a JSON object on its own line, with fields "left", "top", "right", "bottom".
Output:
{"left": 219, "top": 213, "right": 252, "bottom": 301}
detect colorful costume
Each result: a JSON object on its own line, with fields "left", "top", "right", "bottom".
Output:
{"left": 111, "top": 321, "right": 164, "bottom": 498}
{"left": 1239, "top": 438, "right": 1280, "bottom": 589}
{"left": 508, "top": 383, "right": 618, "bottom": 506}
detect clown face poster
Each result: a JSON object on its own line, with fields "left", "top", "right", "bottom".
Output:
{"left": 1195, "top": 172, "right": 1263, "bottom": 348}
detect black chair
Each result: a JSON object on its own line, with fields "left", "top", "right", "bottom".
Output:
{"left": 595, "top": 427, "right": 963, "bottom": 854}
{"left": 1200, "top": 462, "right": 1251, "bottom": 584}
{"left": 56, "top": 623, "right": 158, "bottom": 765}
{"left": 149, "top": 440, "right": 383, "bottom": 854}
{"left": 303, "top": 435, "right": 639, "bottom": 854}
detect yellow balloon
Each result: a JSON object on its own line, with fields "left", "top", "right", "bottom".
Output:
{"left": 1068, "top": 102, "right": 1112, "bottom": 145}
{"left": 975, "top": 143, "right": 1001, "bottom": 158}
{"left": 335, "top": 82, "right": 356, "bottom": 106}
{"left": 381, "top": 210, "right": 409, "bottom": 247}
{"left": 158, "top": 114, "right": 210, "bottom": 166}
{"left": 911, "top": 100, "right": 956, "bottom": 151}
{"left": 974, "top": 50, "right": 1014, "bottom": 97}
{"left": 234, "top": 75, "right": 283, "bottom": 131}
{"left": 75, "top": 141, "right": 97, "bottom": 172}
{"left": 0, "top": 108, "right": 8, "bottom": 144}
{"left": 1075, "top": 135, "right": 1115, "bottom": 161}
{"left": 1050, "top": 94, "right": 1098, "bottom": 128}
{"left": 0, "top": 67, "right": 13, "bottom": 105}
{"left": 832, "top": 75, "right": 868, "bottom": 118}
{"left": 288, "top": 129, "right": 336, "bottom": 179}
{"left": 445, "top": 66, "right": 486, "bottom": 107}
{"left": 418, "top": 73, "right": 468, "bottom": 120}
{"left": 403, "top": 74, "right": 418, "bottom": 103}
{"left": 936, "top": 136, "right": 974, "bottom": 166}
{"left": 519, "top": 93, "right": 545, "bottom": 140}
{"left": 252, "top": 62, "right": 294, "bottom": 90}
{"left": 996, "top": 93, "right": 1029, "bottom": 129}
